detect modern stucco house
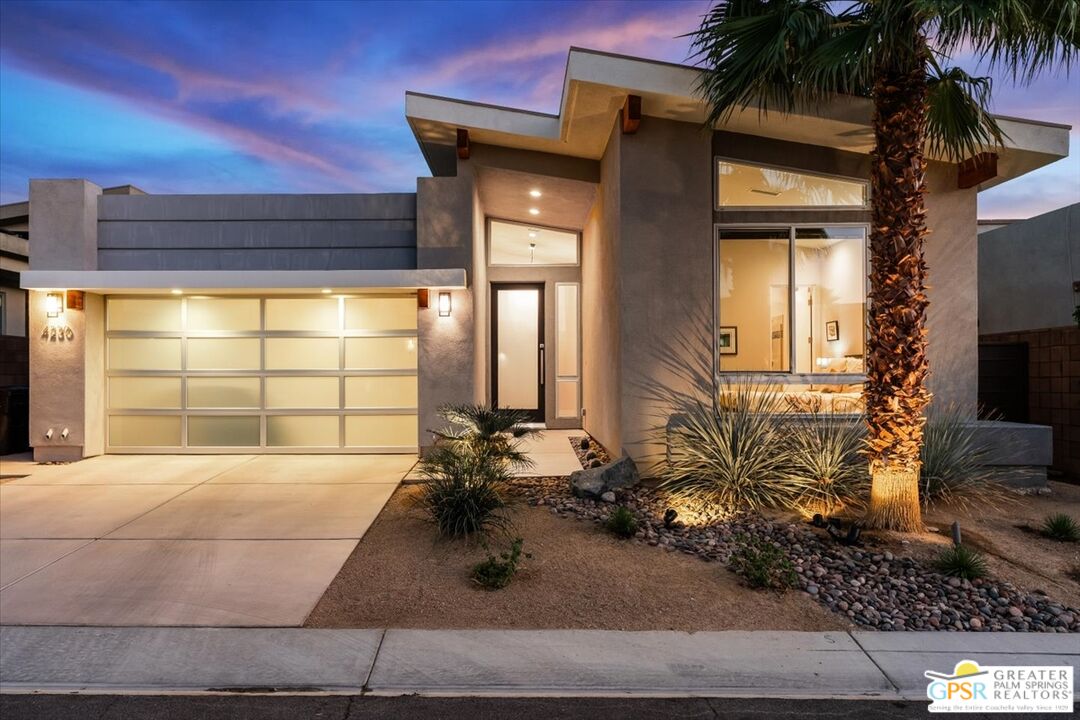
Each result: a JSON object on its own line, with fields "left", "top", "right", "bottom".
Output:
{"left": 17, "top": 48, "right": 1069, "bottom": 470}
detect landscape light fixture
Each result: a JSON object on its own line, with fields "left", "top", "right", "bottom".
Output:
{"left": 45, "top": 292, "right": 64, "bottom": 318}
{"left": 438, "top": 291, "right": 452, "bottom": 317}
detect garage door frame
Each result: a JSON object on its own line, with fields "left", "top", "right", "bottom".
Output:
{"left": 104, "top": 294, "right": 419, "bottom": 454}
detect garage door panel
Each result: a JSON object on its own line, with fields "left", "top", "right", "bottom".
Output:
{"left": 106, "top": 296, "right": 418, "bottom": 452}
{"left": 187, "top": 377, "right": 261, "bottom": 409}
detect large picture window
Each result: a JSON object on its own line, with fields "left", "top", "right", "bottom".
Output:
{"left": 717, "top": 226, "right": 867, "bottom": 375}
{"left": 717, "top": 160, "right": 868, "bottom": 208}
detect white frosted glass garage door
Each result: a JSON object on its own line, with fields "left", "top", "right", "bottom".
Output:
{"left": 105, "top": 295, "right": 419, "bottom": 452}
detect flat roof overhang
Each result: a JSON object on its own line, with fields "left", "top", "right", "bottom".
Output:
{"left": 407, "top": 47, "right": 1070, "bottom": 190}
{"left": 19, "top": 268, "right": 467, "bottom": 294}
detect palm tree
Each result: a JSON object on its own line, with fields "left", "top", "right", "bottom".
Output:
{"left": 690, "top": 0, "right": 1076, "bottom": 531}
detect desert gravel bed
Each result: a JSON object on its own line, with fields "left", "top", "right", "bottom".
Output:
{"left": 511, "top": 475, "right": 1080, "bottom": 633}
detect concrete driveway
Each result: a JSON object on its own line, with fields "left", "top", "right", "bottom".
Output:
{"left": 0, "top": 454, "right": 414, "bottom": 627}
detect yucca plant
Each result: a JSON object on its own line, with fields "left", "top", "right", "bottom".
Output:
{"left": 783, "top": 412, "right": 869, "bottom": 518}
{"left": 659, "top": 383, "right": 798, "bottom": 514}
{"left": 1040, "top": 513, "right": 1080, "bottom": 542}
{"left": 934, "top": 544, "right": 989, "bottom": 580}
{"left": 919, "top": 405, "right": 1009, "bottom": 509}
{"left": 432, "top": 403, "right": 541, "bottom": 473}
{"left": 416, "top": 444, "right": 513, "bottom": 538}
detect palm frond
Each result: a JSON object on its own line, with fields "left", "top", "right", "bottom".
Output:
{"left": 930, "top": 0, "right": 1080, "bottom": 82}
{"left": 688, "top": 0, "right": 841, "bottom": 124}
{"left": 926, "top": 62, "right": 1007, "bottom": 161}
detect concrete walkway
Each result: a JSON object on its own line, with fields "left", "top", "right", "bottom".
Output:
{"left": 0, "top": 454, "right": 415, "bottom": 627}
{"left": 0, "top": 627, "right": 1075, "bottom": 698}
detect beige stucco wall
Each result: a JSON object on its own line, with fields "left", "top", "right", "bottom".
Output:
{"left": 416, "top": 169, "right": 477, "bottom": 447}
{"left": 29, "top": 180, "right": 101, "bottom": 271}
{"left": 582, "top": 119, "right": 623, "bottom": 456}
{"left": 924, "top": 161, "right": 979, "bottom": 416}
{"left": 616, "top": 117, "right": 714, "bottom": 467}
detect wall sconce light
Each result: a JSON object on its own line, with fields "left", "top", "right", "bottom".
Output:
{"left": 45, "top": 292, "right": 64, "bottom": 318}
{"left": 438, "top": 291, "right": 452, "bottom": 317}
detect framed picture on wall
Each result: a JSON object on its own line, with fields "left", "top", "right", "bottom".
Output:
{"left": 826, "top": 320, "right": 839, "bottom": 342}
{"left": 718, "top": 326, "right": 738, "bottom": 355}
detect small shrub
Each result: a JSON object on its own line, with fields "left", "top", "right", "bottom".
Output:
{"left": 934, "top": 544, "right": 989, "bottom": 580}
{"left": 433, "top": 403, "right": 541, "bottom": 472}
{"left": 920, "top": 406, "right": 1009, "bottom": 509}
{"left": 605, "top": 506, "right": 638, "bottom": 538}
{"left": 417, "top": 446, "right": 511, "bottom": 538}
{"left": 471, "top": 538, "right": 527, "bottom": 590}
{"left": 1040, "top": 513, "right": 1080, "bottom": 542}
{"left": 659, "top": 383, "right": 797, "bottom": 514}
{"left": 728, "top": 534, "right": 797, "bottom": 590}
{"left": 783, "top": 413, "right": 868, "bottom": 517}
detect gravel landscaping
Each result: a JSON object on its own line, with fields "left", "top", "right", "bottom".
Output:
{"left": 514, "top": 474, "right": 1080, "bottom": 632}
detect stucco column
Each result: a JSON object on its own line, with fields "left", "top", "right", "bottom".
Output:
{"left": 924, "top": 163, "right": 979, "bottom": 416}
{"left": 28, "top": 179, "right": 103, "bottom": 461}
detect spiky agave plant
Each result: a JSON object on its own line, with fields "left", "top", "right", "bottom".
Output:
{"left": 919, "top": 405, "right": 1010, "bottom": 510}
{"left": 432, "top": 403, "right": 541, "bottom": 473}
{"left": 783, "top": 412, "right": 869, "bottom": 518}
{"left": 659, "top": 382, "right": 800, "bottom": 515}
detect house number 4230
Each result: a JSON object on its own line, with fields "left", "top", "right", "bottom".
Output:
{"left": 41, "top": 325, "right": 75, "bottom": 341}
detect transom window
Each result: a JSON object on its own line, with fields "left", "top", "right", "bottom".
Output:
{"left": 489, "top": 219, "right": 579, "bottom": 266}
{"left": 716, "top": 159, "right": 868, "bottom": 208}
{"left": 717, "top": 226, "right": 867, "bottom": 374}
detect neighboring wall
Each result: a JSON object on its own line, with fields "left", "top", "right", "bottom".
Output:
{"left": 97, "top": 194, "right": 417, "bottom": 270}
{"left": 979, "top": 203, "right": 1079, "bottom": 336}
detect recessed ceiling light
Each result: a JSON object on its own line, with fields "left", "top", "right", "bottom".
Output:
{"left": 170, "top": 289, "right": 183, "bottom": 295}
{"left": 528, "top": 208, "right": 540, "bottom": 215}
{"left": 528, "top": 230, "right": 538, "bottom": 238}
{"left": 529, "top": 189, "right": 542, "bottom": 198}
{"left": 321, "top": 288, "right": 332, "bottom": 294}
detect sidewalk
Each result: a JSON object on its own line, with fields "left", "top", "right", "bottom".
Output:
{"left": 1, "top": 627, "right": 1076, "bottom": 698}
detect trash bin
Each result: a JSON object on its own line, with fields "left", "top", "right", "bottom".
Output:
{"left": 0, "top": 385, "right": 29, "bottom": 455}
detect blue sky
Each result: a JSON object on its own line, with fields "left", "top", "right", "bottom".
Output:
{"left": 1, "top": 0, "right": 1076, "bottom": 217}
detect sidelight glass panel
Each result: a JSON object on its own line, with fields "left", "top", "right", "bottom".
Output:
{"left": 344, "top": 337, "right": 417, "bottom": 370}
{"left": 109, "top": 377, "right": 181, "bottom": 409}
{"left": 717, "top": 160, "right": 867, "bottom": 207}
{"left": 265, "top": 298, "right": 339, "bottom": 331}
{"left": 556, "top": 380, "right": 579, "bottom": 419}
{"left": 187, "top": 338, "right": 260, "bottom": 370}
{"left": 345, "top": 376, "right": 417, "bottom": 408}
{"left": 717, "top": 229, "right": 791, "bottom": 372}
{"left": 109, "top": 415, "right": 181, "bottom": 447}
{"left": 496, "top": 288, "right": 539, "bottom": 409}
{"left": 265, "top": 337, "right": 339, "bottom": 370}
{"left": 794, "top": 227, "right": 867, "bottom": 373}
{"left": 556, "top": 284, "right": 579, "bottom": 376}
{"left": 345, "top": 296, "right": 417, "bottom": 331}
{"left": 345, "top": 415, "right": 416, "bottom": 447}
{"left": 187, "top": 377, "right": 260, "bottom": 408}
{"left": 188, "top": 416, "right": 260, "bottom": 447}
{"left": 186, "top": 298, "right": 260, "bottom": 332}
{"left": 107, "top": 298, "right": 181, "bottom": 332}
{"left": 267, "top": 415, "right": 339, "bottom": 447}
{"left": 109, "top": 338, "right": 181, "bottom": 371}
{"left": 266, "top": 376, "right": 339, "bottom": 409}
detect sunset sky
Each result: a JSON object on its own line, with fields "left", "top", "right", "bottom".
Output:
{"left": 1, "top": 0, "right": 1077, "bottom": 217}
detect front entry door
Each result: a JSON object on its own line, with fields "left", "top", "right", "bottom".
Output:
{"left": 492, "top": 284, "right": 544, "bottom": 422}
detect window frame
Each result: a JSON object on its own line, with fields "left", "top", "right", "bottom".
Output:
{"left": 713, "top": 222, "right": 870, "bottom": 385}
{"left": 486, "top": 217, "right": 581, "bottom": 268}
{"left": 714, "top": 158, "right": 870, "bottom": 212}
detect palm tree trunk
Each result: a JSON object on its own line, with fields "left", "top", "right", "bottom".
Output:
{"left": 863, "top": 61, "right": 932, "bottom": 532}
